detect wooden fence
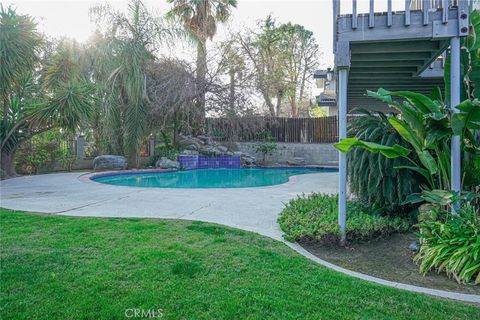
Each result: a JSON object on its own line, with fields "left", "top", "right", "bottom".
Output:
{"left": 206, "top": 116, "right": 338, "bottom": 143}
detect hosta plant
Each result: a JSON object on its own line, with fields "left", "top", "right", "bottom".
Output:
{"left": 414, "top": 203, "right": 480, "bottom": 284}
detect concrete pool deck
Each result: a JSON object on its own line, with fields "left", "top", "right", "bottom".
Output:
{"left": 0, "top": 170, "right": 338, "bottom": 240}
{"left": 1, "top": 171, "right": 479, "bottom": 304}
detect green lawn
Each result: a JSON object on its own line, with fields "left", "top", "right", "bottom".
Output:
{"left": 0, "top": 209, "right": 478, "bottom": 320}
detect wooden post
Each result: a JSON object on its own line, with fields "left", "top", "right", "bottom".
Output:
{"left": 369, "top": 0, "right": 375, "bottom": 28}
{"left": 352, "top": 0, "right": 358, "bottom": 29}
{"left": 423, "top": 0, "right": 429, "bottom": 25}
{"left": 75, "top": 135, "right": 85, "bottom": 159}
{"left": 387, "top": 0, "right": 393, "bottom": 27}
{"left": 405, "top": 0, "right": 411, "bottom": 26}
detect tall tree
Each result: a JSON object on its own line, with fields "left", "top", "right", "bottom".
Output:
{"left": 236, "top": 16, "right": 319, "bottom": 117}
{"left": 166, "top": 0, "right": 237, "bottom": 126}
{"left": 278, "top": 23, "right": 318, "bottom": 117}
{"left": 90, "top": 0, "right": 176, "bottom": 167}
{"left": 146, "top": 58, "right": 197, "bottom": 146}
{"left": 208, "top": 38, "right": 255, "bottom": 117}
{"left": 0, "top": 7, "right": 93, "bottom": 177}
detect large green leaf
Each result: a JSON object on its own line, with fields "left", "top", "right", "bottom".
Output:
{"left": 417, "top": 150, "right": 438, "bottom": 175}
{"left": 388, "top": 91, "right": 441, "bottom": 114}
{"left": 388, "top": 117, "right": 423, "bottom": 150}
{"left": 395, "top": 101, "right": 424, "bottom": 136}
{"left": 430, "top": 87, "right": 443, "bottom": 102}
{"left": 334, "top": 137, "right": 410, "bottom": 158}
{"left": 366, "top": 89, "right": 395, "bottom": 105}
{"left": 420, "top": 189, "right": 455, "bottom": 206}
{"left": 395, "top": 165, "right": 431, "bottom": 180}
{"left": 451, "top": 99, "right": 480, "bottom": 154}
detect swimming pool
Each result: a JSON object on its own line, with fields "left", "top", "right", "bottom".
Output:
{"left": 91, "top": 167, "right": 335, "bottom": 188}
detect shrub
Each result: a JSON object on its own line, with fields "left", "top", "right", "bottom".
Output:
{"left": 146, "top": 144, "right": 180, "bottom": 167}
{"left": 16, "top": 132, "right": 59, "bottom": 174}
{"left": 254, "top": 130, "right": 277, "bottom": 162}
{"left": 415, "top": 203, "right": 480, "bottom": 284}
{"left": 58, "top": 149, "right": 77, "bottom": 171}
{"left": 464, "top": 157, "right": 480, "bottom": 193}
{"left": 347, "top": 110, "right": 422, "bottom": 214}
{"left": 278, "top": 193, "right": 410, "bottom": 243}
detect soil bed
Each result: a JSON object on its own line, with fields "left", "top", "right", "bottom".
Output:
{"left": 299, "top": 233, "right": 480, "bottom": 295}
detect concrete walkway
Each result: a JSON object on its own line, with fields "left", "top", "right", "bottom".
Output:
{"left": 0, "top": 171, "right": 337, "bottom": 240}
{"left": 1, "top": 171, "right": 479, "bottom": 304}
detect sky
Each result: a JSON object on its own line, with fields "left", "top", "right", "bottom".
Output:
{"left": 5, "top": 0, "right": 412, "bottom": 80}
{"left": 4, "top": 0, "right": 340, "bottom": 66}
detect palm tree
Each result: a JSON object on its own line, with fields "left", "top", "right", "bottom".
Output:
{"left": 0, "top": 6, "right": 94, "bottom": 177}
{"left": 90, "top": 0, "right": 177, "bottom": 167}
{"left": 166, "top": 0, "right": 237, "bottom": 127}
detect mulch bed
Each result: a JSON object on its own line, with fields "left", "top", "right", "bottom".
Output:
{"left": 299, "top": 232, "right": 480, "bottom": 295}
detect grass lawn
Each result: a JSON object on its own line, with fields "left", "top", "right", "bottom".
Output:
{"left": 1, "top": 208, "right": 478, "bottom": 319}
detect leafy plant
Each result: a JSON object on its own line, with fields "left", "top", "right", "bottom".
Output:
{"left": 57, "top": 149, "right": 77, "bottom": 172}
{"left": 405, "top": 189, "right": 480, "bottom": 208}
{"left": 90, "top": 0, "right": 178, "bottom": 167}
{"left": 0, "top": 7, "right": 93, "bottom": 177}
{"left": 16, "top": 137, "right": 55, "bottom": 175}
{"left": 346, "top": 109, "right": 422, "bottom": 213}
{"left": 146, "top": 144, "right": 180, "bottom": 167}
{"left": 445, "top": 10, "right": 480, "bottom": 101}
{"left": 278, "top": 193, "right": 410, "bottom": 243}
{"left": 24, "top": 150, "right": 49, "bottom": 175}
{"left": 335, "top": 89, "right": 480, "bottom": 200}
{"left": 414, "top": 203, "right": 480, "bottom": 284}
{"left": 253, "top": 130, "right": 277, "bottom": 162}
{"left": 166, "top": 0, "right": 238, "bottom": 124}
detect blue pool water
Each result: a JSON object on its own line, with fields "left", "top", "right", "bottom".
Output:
{"left": 92, "top": 168, "right": 334, "bottom": 188}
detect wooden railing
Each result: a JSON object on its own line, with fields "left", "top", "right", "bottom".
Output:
{"left": 334, "top": 0, "right": 460, "bottom": 32}
{"left": 205, "top": 117, "right": 339, "bottom": 144}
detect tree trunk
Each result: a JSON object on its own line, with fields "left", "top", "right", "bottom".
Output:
{"left": 1, "top": 147, "right": 17, "bottom": 178}
{"left": 290, "top": 96, "right": 298, "bottom": 117}
{"left": 128, "top": 148, "right": 139, "bottom": 169}
{"left": 196, "top": 39, "right": 207, "bottom": 132}
{"left": 261, "top": 90, "right": 275, "bottom": 117}
{"left": 3, "top": 94, "right": 9, "bottom": 128}
{"left": 228, "top": 69, "right": 235, "bottom": 117}
{"left": 275, "top": 91, "right": 284, "bottom": 117}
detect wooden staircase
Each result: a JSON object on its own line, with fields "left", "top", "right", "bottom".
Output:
{"left": 333, "top": 0, "right": 470, "bottom": 111}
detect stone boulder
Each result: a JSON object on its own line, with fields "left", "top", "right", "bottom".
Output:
{"left": 179, "top": 135, "right": 203, "bottom": 148}
{"left": 241, "top": 153, "right": 256, "bottom": 166}
{"left": 186, "top": 143, "right": 200, "bottom": 151}
{"left": 199, "top": 145, "right": 223, "bottom": 156}
{"left": 180, "top": 150, "right": 199, "bottom": 156}
{"left": 287, "top": 157, "right": 306, "bottom": 166}
{"left": 93, "top": 155, "right": 128, "bottom": 171}
{"left": 197, "top": 135, "right": 215, "bottom": 145}
{"left": 179, "top": 134, "right": 236, "bottom": 157}
{"left": 217, "top": 145, "right": 228, "bottom": 153}
{"left": 408, "top": 241, "right": 420, "bottom": 252}
{"left": 155, "top": 157, "right": 181, "bottom": 169}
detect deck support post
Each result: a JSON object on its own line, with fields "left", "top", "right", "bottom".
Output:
{"left": 450, "top": 36, "right": 461, "bottom": 211}
{"left": 338, "top": 67, "right": 348, "bottom": 243}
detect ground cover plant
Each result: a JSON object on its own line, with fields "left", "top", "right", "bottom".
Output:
{"left": 415, "top": 203, "right": 480, "bottom": 284}
{"left": 278, "top": 193, "right": 410, "bottom": 243}
{"left": 1, "top": 208, "right": 478, "bottom": 320}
